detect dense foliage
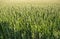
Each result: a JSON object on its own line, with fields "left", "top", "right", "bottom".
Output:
{"left": 0, "top": 4, "right": 60, "bottom": 39}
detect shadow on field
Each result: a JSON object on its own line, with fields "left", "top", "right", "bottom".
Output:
{"left": 0, "top": 21, "right": 14, "bottom": 39}
{"left": 0, "top": 21, "right": 60, "bottom": 39}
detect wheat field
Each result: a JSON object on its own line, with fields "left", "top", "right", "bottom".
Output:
{"left": 0, "top": 0, "right": 60, "bottom": 39}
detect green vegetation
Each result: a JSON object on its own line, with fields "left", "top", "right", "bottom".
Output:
{"left": 0, "top": 2, "right": 60, "bottom": 39}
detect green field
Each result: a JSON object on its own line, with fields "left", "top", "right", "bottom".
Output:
{"left": 0, "top": 1, "right": 60, "bottom": 39}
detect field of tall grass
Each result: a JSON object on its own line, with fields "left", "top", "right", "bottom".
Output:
{"left": 0, "top": 1, "right": 60, "bottom": 39}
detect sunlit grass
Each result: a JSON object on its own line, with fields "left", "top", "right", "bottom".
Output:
{"left": 0, "top": 0, "right": 60, "bottom": 39}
